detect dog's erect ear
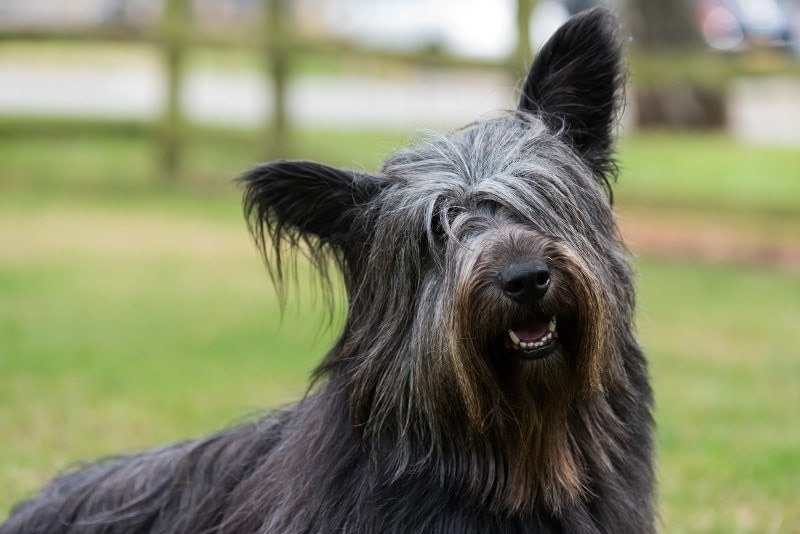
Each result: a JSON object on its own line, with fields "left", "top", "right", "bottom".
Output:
{"left": 518, "top": 7, "right": 623, "bottom": 180}
{"left": 240, "top": 160, "right": 383, "bottom": 288}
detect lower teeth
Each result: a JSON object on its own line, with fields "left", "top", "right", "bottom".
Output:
{"left": 513, "top": 331, "right": 554, "bottom": 350}
{"left": 507, "top": 317, "right": 557, "bottom": 351}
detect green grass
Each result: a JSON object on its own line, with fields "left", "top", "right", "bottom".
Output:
{"left": 1, "top": 128, "right": 797, "bottom": 217}
{"left": 638, "top": 259, "right": 800, "bottom": 532}
{"left": 0, "top": 201, "right": 341, "bottom": 510}
{"left": 1, "top": 131, "right": 798, "bottom": 530}
{"left": 0, "top": 127, "right": 410, "bottom": 194}
{"left": 617, "top": 132, "right": 800, "bottom": 215}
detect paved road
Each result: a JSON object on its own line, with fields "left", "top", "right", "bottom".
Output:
{"left": 728, "top": 77, "right": 800, "bottom": 146}
{"left": 1, "top": 63, "right": 798, "bottom": 144}
{"left": 0, "top": 63, "right": 513, "bottom": 130}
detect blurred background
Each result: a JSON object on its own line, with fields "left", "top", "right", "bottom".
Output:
{"left": 0, "top": 0, "right": 798, "bottom": 530}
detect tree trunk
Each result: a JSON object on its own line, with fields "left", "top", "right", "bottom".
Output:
{"left": 623, "top": 0, "right": 701, "bottom": 51}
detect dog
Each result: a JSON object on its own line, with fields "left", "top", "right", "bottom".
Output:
{"left": 2, "top": 8, "right": 654, "bottom": 533}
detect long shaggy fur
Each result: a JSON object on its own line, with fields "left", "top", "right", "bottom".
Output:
{"left": 3, "top": 8, "right": 654, "bottom": 533}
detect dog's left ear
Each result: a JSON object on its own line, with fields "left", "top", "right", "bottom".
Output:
{"left": 240, "top": 160, "right": 383, "bottom": 282}
{"left": 519, "top": 7, "right": 623, "bottom": 179}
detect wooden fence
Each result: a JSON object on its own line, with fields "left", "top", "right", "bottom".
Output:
{"left": 0, "top": 0, "right": 537, "bottom": 180}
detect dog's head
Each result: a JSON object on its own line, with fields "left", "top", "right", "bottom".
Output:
{"left": 241, "top": 7, "right": 632, "bottom": 510}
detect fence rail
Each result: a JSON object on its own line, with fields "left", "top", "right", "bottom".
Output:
{"left": 0, "top": 0, "right": 536, "bottom": 180}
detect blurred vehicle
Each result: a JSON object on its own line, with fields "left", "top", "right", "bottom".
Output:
{"left": 695, "top": 0, "right": 793, "bottom": 51}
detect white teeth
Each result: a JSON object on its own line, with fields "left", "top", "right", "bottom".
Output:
{"left": 508, "top": 330, "right": 555, "bottom": 351}
{"left": 548, "top": 318, "right": 557, "bottom": 332}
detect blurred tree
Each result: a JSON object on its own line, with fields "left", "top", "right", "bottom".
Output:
{"left": 623, "top": 0, "right": 701, "bottom": 50}
{"left": 622, "top": 0, "right": 723, "bottom": 129}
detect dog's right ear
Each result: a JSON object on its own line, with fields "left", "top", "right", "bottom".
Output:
{"left": 518, "top": 7, "right": 623, "bottom": 182}
{"left": 240, "top": 160, "right": 383, "bottom": 286}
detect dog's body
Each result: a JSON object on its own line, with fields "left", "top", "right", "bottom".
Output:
{"left": 3, "top": 8, "right": 655, "bottom": 533}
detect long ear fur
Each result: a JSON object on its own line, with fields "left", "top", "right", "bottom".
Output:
{"left": 519, "top": 7, "right": 624, "bottom": 185}
{"left": 240, "top": 160, "right": 383, "bottom": 303}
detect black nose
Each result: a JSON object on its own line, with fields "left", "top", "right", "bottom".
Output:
{"left": 499, "top": 260, "right": 551, "bottom": 304}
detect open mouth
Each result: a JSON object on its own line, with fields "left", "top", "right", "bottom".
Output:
{"left": 505, "top": 316, "right": 558, "bottom": 360}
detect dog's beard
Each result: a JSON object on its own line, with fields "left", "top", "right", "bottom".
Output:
{"left": 435, "top": 234, "right": 614, "bottom": 514}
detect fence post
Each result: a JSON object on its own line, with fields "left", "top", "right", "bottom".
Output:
{"left": 265, "top": 0, "right": 289, "bottom": 158}
{"left": 160, "top": 0, "right": 188, "bottom": 182}
{"left": 513, "top": 0, "right": 535, "bottom": 80}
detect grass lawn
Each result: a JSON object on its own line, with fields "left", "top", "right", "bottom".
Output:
{"left": 639, "top": 259, "right": 800, "bottom": 532}
{"left": 617, "top": 132, "right": 800, "bottom": 215}
{"left": 1, "top": 131, "right": 798, "bottom": 530}
{"left": 0, "top": 201, "right": 334, "bottom": 485}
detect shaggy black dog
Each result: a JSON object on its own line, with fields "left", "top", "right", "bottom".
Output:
{"left": 3, "top": 8, "right": 655, "bottom": 533}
